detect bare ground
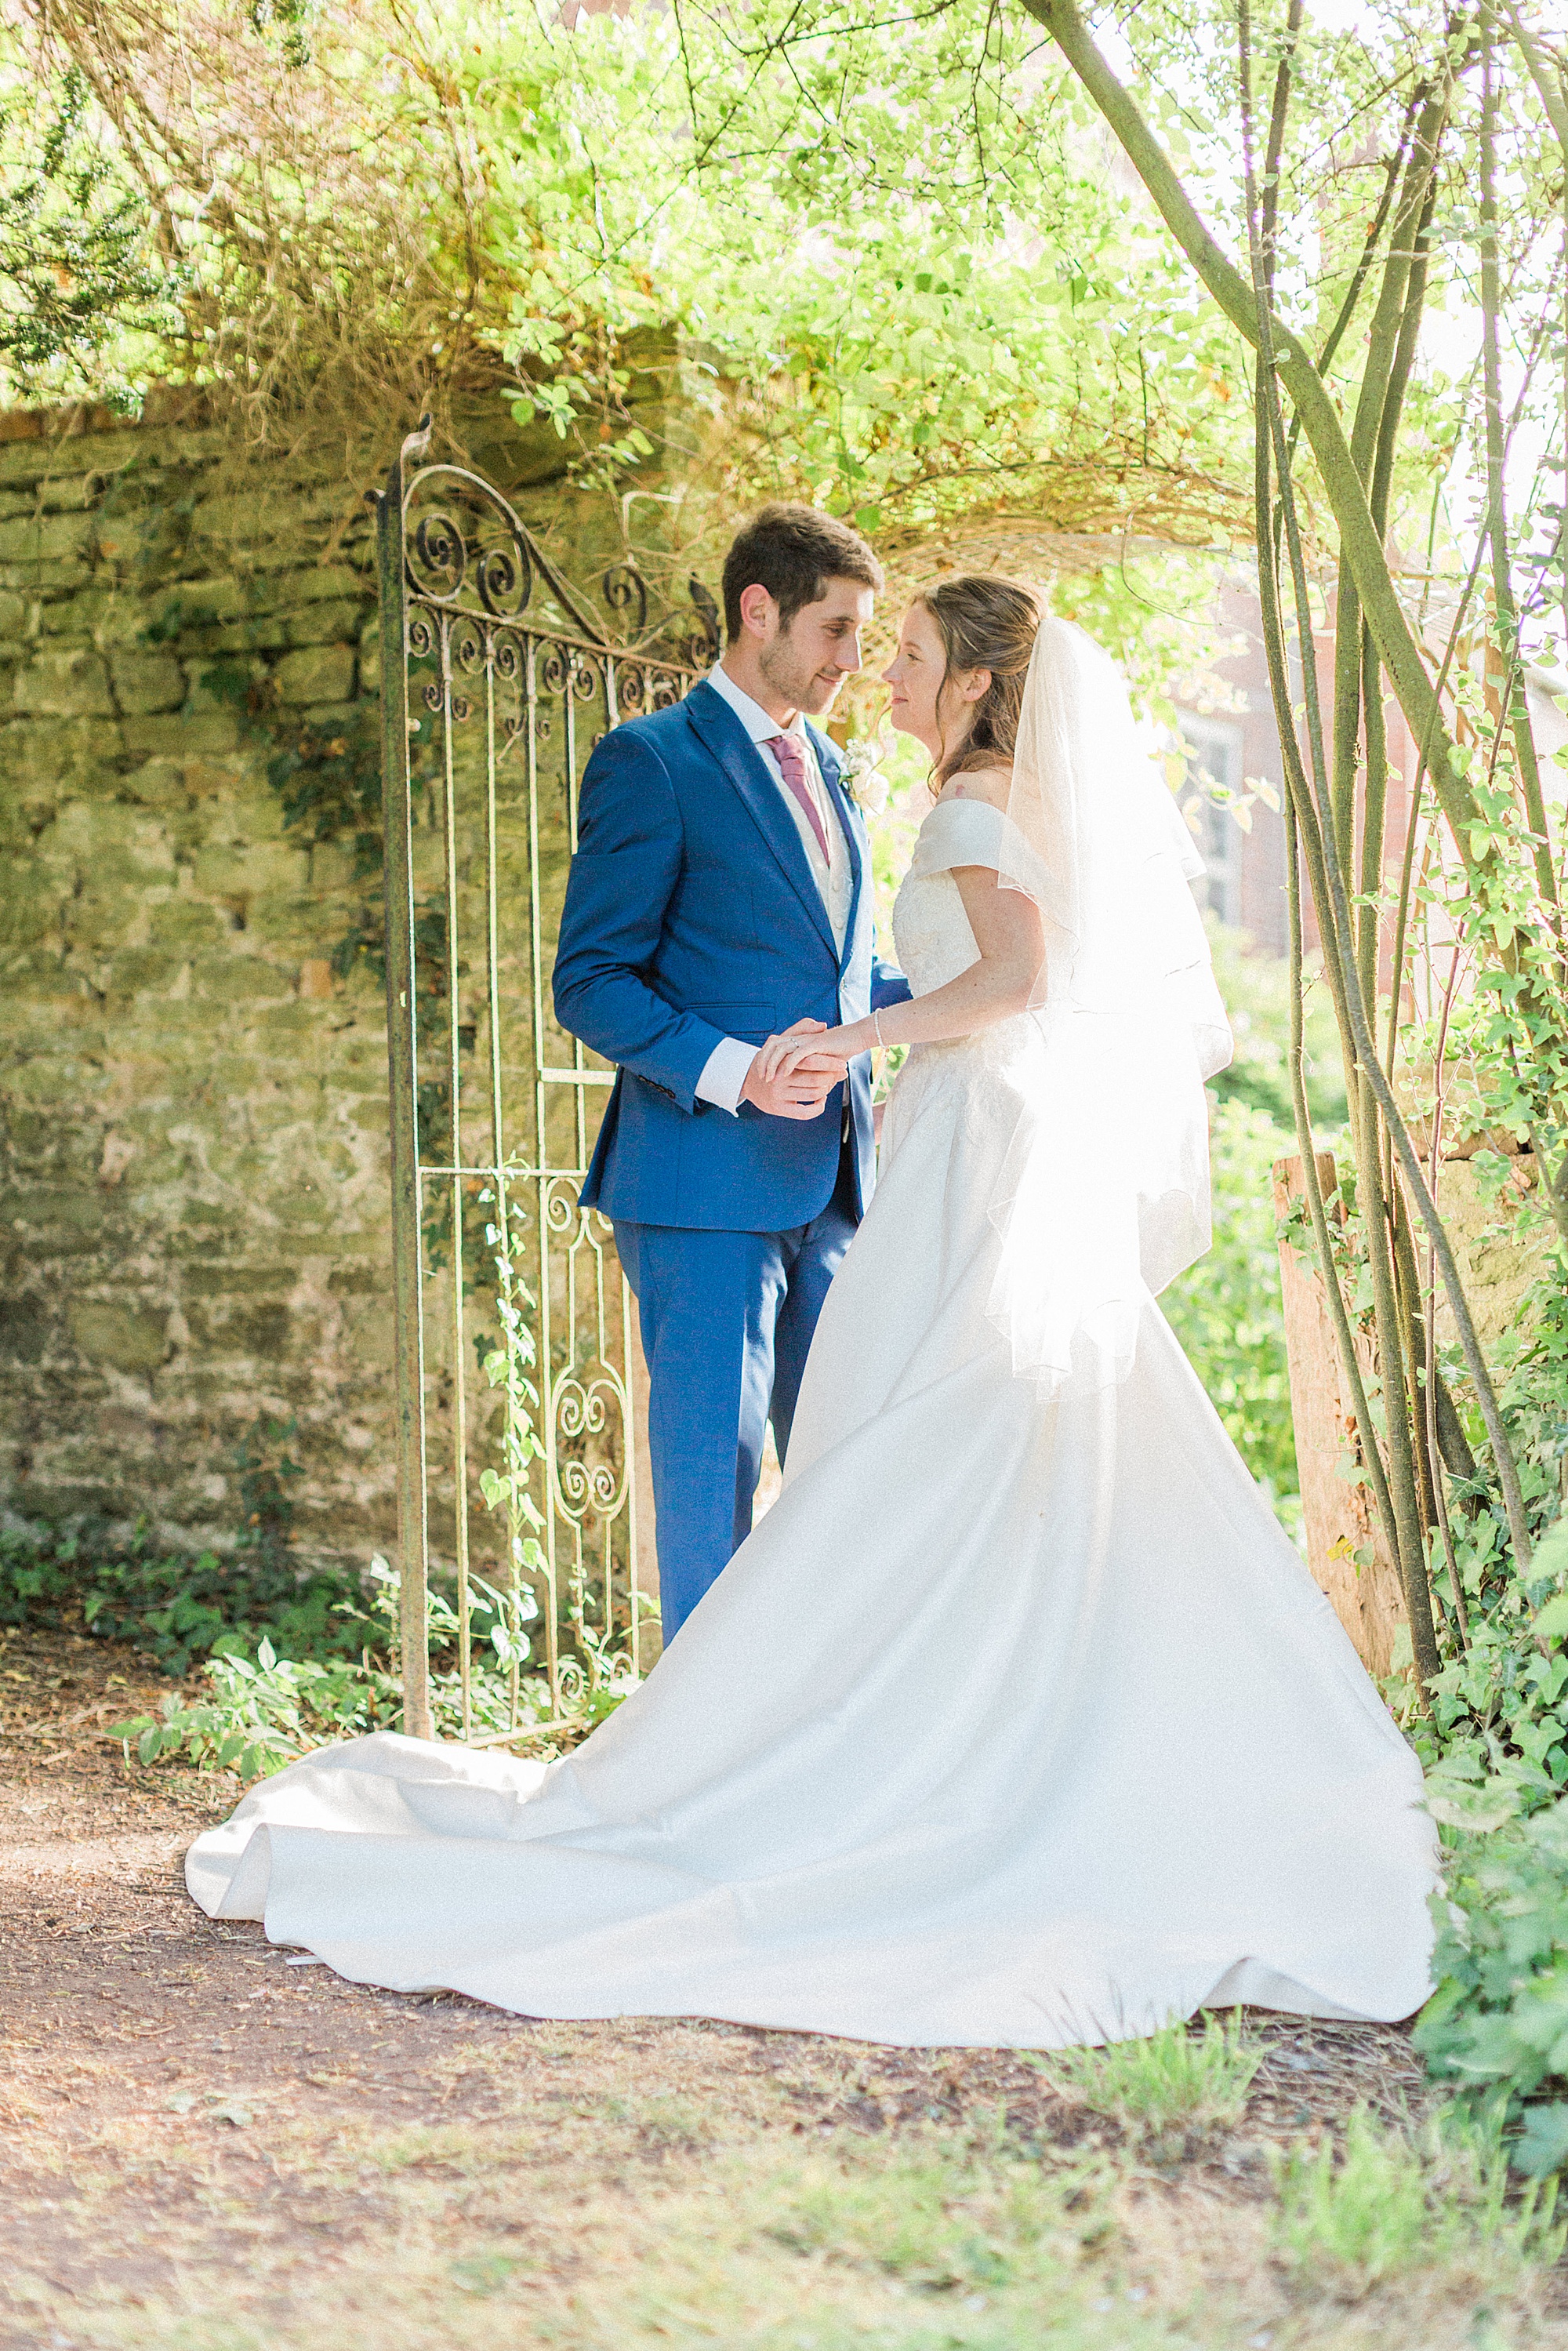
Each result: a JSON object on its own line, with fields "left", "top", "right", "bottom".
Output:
{"left": 2, "top": 1622, "right": 1566, "bottom": 2351}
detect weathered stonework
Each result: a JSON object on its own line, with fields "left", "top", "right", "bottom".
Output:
{"left": 0, "top": 393, "right": 674, "bottom": 1569}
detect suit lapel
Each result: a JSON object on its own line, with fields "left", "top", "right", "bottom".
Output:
{"left": 685, "top": 681, "right": 836, "bottom": 958}
{"left": 808, "top": 723, "right": 867, "bottom": 979}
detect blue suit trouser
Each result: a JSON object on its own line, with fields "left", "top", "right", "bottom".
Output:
{"left": 614, "top": 1141, "right": 858, "bottom": 1648}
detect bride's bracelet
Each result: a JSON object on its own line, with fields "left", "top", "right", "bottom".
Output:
{"left": 871, "top": 1009, "right": 885, "bottom": 1049}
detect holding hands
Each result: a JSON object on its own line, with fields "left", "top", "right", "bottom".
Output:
{"left": 753, "top": 1013, "right": 877, "bottom": 1103}
{"left": 737, "top": 1017, "right": 865, "bottom": 1120}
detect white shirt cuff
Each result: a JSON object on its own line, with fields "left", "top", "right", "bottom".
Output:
{"left": 695, "top": 1036, "right": 760, "bottom": 1115}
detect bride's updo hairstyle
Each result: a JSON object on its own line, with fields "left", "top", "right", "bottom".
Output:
{"left": 919, "top": 576, "right": 1041, "bottom": 787}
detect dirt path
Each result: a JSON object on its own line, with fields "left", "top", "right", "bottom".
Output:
{"left": 2, "top": 1623, "right": 1564, "bottom": 2351}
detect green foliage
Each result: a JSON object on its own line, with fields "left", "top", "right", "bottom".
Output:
{"left": 1416, "top": 1791, "right": 1568, "bottom": 2126}
{"left": 474, "top": 3, "right": 1250, "bottom": 543}
{"left": 1271, "top": 2102, "right": 1563, "bottom": 2293}
{"left": 1152, "top": 919, "right": 1348, "bottom": 1529}
{"left": 1028, "top": 2013, "right": 1261, "bottom": 2145}
{"left": 1203, "top": 917, "right": 1346, "bottom": 1132}
{"left": 108, "top": 1557, "right": 635, "bottom": 1782}
{"left": 0, "top": 65, "right": 172, "bottom": 403}
{"left": 1405, "top": 1426, "right": 1568, "bottom": 2164}
{"left": 1160, "top": 1096, "right": 1300, "bottom": 1527}
{"left": 0, "top": 1517, "right": 372, "bottom": 1679}
{"left": 246, "top": 0, "right": 314, "bottom": 72}
{"left": 1414, "top": 1546, "right": 1568, "bottom": 2167}
{"left": 1398, "top": 663, "right": 1568, "bottom": 1260}
{"left": 0, "top": 1412, "right": 323, "bottom": 1678}
{"left": 1411, "top": 613, "right": 1568, "bottom": 1223}
{"left": 111, "top": 1633, "right": 401, "bottom": 1781}
{"left": 1034, "top": 0, "right": 1561, "bottom": 2040}
{"left": 9, "top": 2, "right": 1252, "bottom": 570}
{"left": 1404, "top": 1292, "right": 1568, "bottom": 1786}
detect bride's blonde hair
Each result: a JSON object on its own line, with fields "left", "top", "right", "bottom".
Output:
{"left": 916, "top": 576, "right": 1042, "bottom": 787}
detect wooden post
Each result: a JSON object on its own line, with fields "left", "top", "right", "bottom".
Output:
{"left": 1272, "top": 1153, "right": 1408, "bottom": 1679}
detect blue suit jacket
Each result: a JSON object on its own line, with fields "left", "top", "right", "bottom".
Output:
{"left": 554, "top": 679, "right": 910, "bottom": 1232}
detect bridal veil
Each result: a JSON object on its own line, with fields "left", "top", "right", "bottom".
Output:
{"left": 985, "top": 615, "right": 1235, "bottom": 1394}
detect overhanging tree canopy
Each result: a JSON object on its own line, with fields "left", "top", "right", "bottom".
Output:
{"left": 2, "top": 2, "right": 1254, "bottom": 580}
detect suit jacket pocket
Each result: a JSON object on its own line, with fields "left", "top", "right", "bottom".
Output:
{"left": 686, "top": 1001, "right": 774, "bottom": 1043}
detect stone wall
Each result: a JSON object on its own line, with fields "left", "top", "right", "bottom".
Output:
{"left": 0, "top": 392, "right": 666, "bottom": 1569}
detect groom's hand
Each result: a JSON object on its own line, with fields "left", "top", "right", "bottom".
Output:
{"left": 740, "top": 1019, "right": 845, "bottom": 1121}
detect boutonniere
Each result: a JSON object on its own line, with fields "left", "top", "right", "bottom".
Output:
{"left": 837, "top": 732, "right": 893, "bottom": 816}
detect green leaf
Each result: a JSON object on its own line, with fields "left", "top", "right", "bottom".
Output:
{"left": 1513, "top": 2102, "right": 1568, "bottom": 2176}
{"left": 1534, "top": 1517, "right": 1568, "bottom": 1591}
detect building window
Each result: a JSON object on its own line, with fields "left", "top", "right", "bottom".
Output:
{"left": 1179, "top": 714, "right": 1245, "bottom": 929}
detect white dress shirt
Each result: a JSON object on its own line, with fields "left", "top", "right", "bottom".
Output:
{"left": 695, "top": 665, "right": 852, "bottom": 1114}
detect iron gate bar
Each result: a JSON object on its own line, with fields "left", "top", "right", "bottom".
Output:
{"left": 374, "top": 421, "right": 434, "bottom": 1742}
{"left": 373, "top": 418, "right": 714, "bottom": 1746}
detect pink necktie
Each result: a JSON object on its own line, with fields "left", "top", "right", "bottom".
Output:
{"left": 767, "top": 733, "right": 831, "bottom": 866}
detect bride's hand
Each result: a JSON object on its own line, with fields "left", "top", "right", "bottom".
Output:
{"left": 758, "top": 1019, "right": 856, "bottom": 1086}
{"left": 756, "top": 1018, "right": 830, "bottom": 1088}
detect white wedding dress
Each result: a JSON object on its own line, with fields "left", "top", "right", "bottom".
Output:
{"left": 187, "top": 795, "right": 1436, "bottom": 2045}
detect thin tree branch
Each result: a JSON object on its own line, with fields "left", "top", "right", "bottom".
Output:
{"left": 1479, "top": 2, "right": 1560, "bottom": 921}
{"left": 1026, "top": 0, "right": 1483, "bottom": 864}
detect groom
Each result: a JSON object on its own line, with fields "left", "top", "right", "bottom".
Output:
{"left": 553, "top": 504, "right": 911, "bottom": 1645}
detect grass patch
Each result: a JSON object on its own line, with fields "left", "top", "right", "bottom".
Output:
{"left": 618, "top": 2133, "right": 1183, "bottom": 2351}
{"left": 1273, "top": 2102, "right": 1566, "bottom": 2301}
{"left": 9, "top": 2051, "right": 1567, "bottom": 2351}
{"left": 757, "top": 2131, "right": 1098, "bottom": 2288}
{"left": 1027, "top": 2011, "right": 1264, "bottom": 2146}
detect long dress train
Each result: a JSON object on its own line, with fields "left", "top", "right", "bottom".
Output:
{"left": 186, "top": 798, "right": 1436, "bottom": 2047}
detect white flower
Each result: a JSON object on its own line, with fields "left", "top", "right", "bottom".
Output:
{"left": 838, "top": 732, "right": 893, "bottom": 815}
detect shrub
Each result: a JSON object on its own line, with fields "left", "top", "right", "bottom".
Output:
{"left": 0, "top": 1517, "right": 376, "bottom": 1677}
{"left": 114, "top": 1635, "right": 404, "bottom": 1782}
{"left": 1409, "top": 1289, "right": 1568, "bottom": 1786}
{"left": 109, "top": 1558, "right": 633, "bottom": 1782}
{"left": 1414, "top": 1762, "right": 1568, "bottom": 2171}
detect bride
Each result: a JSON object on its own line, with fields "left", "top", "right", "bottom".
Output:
{"left": 187, "top": 581, "right": 1436, "bottom": 2048}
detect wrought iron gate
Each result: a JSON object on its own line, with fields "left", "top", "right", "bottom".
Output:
{"left": 372, "top": 420, "right": 716, "bottom": 1742}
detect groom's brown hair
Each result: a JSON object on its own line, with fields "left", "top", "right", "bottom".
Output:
{"left": 722, "top": 504, "right": 883, "bottom": 642}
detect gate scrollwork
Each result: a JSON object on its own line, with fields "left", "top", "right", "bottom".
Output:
{"left": 374, "top": 416, "right": 710, "bottom": 1742}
